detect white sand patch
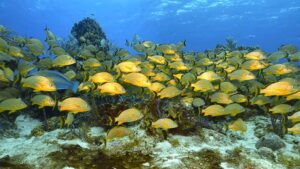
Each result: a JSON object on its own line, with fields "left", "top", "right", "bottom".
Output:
{"left": 87, "top": 127, "right": 105, "bottom": 138}
{"left": 57, "top": 139, "right": 90, "bottom": 149}
{"left": 62, "top": 167, "right": 75, "bottom": 169}
{"left": 0, "top": 115, "right": 105, "bottom": 168}
{"left": 151, "top": 116, "right": 293, "bottom": 169}
{"left": 220, "top": 162, "right": 236, "bottom": 169}
{"left": 15, "top": 115, "right": 42, "bottom": 137}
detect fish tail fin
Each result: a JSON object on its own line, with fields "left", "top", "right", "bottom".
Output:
{"left": 125, "top": 40, "right": 131, "bottom": 47}
{"left": 8, "top": 110, "right": 16, "bottom": 114}
{"left": 153, "top": 44, "right": 157, "bottom": 50}
{"left": 20, "top": 76, "right": 25, "bottom": 84}
{"left": 224, "top": 123, "right": 229, "bottom": 132}
{"left": 116, "top": 119, "right": 122, "bottom": 125}
{"left": 72, "top": 81, "right": 79, "bottom": 93}
{"left": 287, "top": 128, "right": 293, "bottom": 133}
{"left": 182, "top": 40, "right": 186, "bottom": 47}
{"left": 13, "top": 73, "right": 20, "bottom": 87}
{"left": 28, "top": 68, "right": 38, "bottom": 76}
{"left": 52, "top": 94, "right": 57, "bottom": 111}
{"left": 88, "top": 75, "right": 92, "bottom": 82}
{"left": 115, "top": 69, "right": 122, "bottom": 80}
{"left": 0, "top": 63, "right": 4, "bottom": 68}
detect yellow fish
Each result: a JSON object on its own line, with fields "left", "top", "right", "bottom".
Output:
{"left": 52, "top": 54, "right": 76, "bottom": 67}
{"left": 191, "top": 80, "right": 215, "bottom": 92}
{"left": 173, "top": 73, "right": 183, "bottom": 80}
{"left": 18, "top": 60, "right": 36, "bottom": 76}
{"left": 157, "top": 86, "right": 181, "bottom": 99}
{"left": 115, "top": 108, "right": 144, "bottom": 125}
{"left": 228, "top": 69, "right": 256, "bottom": 81}
{"left": 115, "top": 61, "right": 141, "bottom": 73}
{"left": 142, "top": 41, "right": 154, "bottom": 48}
{"left": 78, "top": 81, "right": 95, "bottom": 92}
{"left": 51, "top": 46, "right": 66, "bottom": 56}
{"left": 224, "top": 103, "right": 245, "bottom": 116}
{"left": 228, "top": 118, "right": 247, "bottom": 133}
{"left": 0, "top": 37, "right": 8, "bottom": 52}
{"left": 152, "top": 72, "right": 170, "bottom": 82}
{"left": 0, "top": 98, "right": 27, "bottom": 114}
{"left": 244, "top": 51, "right": 266, "bottom": 60}
{"left": 148, "top": 82, "right": 166, "bottom": 93}
{"left": 64, "top": 70, "right": 76, "bottom": 80}
{"left": 287, "top": 123, "right": 300, "bottom": 135}
{"left": 58, "top": 97, "right": 91, "bottom": 114}
{"left": 107, "top": 126, "right": 132, "bottom": 142}
{"left": 269, "top": 104, "right": 293, "bottom": 114}
{"left": 27, "top": 44, "right": 44, "bottom": 56}
{"left": 220, "top": 82, "right": 237, "bottom": 94}
{"left": 288, "top": 111, "right": 300, "bottom": 123}
{"left": 198, "top": 58, "right": 213, "bottom": 66}
{"left": 230, "top": 94, "right": 248, "bottom": 103}
{"left": 241, "top": 60, "right": 267, "bottom": 71}
{"left": 8, "top": 46, "right": 24, "bottom": 58}
{"left": 210, "top": 92, "right": 233, "bottom": 105}
{"left": 22, "top": 75, "right": 56, "bottom": 92}
{"left": 89, "top": 72, "right": 114, "bottom": 84}
{"left": 0, "top": 69, "right": 9, "bottom": 82}
{"left": 31, "top": 94, "right": 55, "bottom": 109}
{"left": 122, "top": 72, "right": 151, "bottom": 87}
{"left": 169, "top": 61, "right": 191, "bottom": 71}
{"left": 64, "top": 112, "right": 74, "bottom": 128}
{"left": 82, "top": 58, "right": 101, "bottom": 70}
{"left": 286, "top": 91, "right": 300, "bottom": 101}
{"left": 290, "top": 52, "right": 300, "bottom": 61}
{"left": 152, "top": 118, "right": 178, "bottom": 130}
{"left": 264, "top": 64, "right": 293, "bottom": 76}
{"left": 197, "top": 71, "right": 222, "bottom": 81}
{"left": 156, "top": 44, "right": 176, "bottom": 55}
{"left": 260, "top": 78, "right": 299, "bottom": 96}
{"left": 97, "top": 82, "right": 126, "bottom": 95}
{"left": 147, "top": 55, "right": 166, "bottom": 64}
{"left": 26, "top": 38, "right": 44, "bottom": 56}
{"left": 202, "top": 104, "right": 226, "bottom": 117}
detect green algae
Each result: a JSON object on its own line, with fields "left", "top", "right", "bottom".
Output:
{"left": 277, "top": 152, "right": 300, "bottom": 168}
{"left": 182, "top": 149, "right": 222, "bottom": 169}
{"left": 0, "top": 156, "right": 32, "bottom": 169}
{"left": 47, "top": 144, "right": 153, "bottom": 169}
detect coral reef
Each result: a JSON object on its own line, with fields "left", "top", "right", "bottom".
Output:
{"left": 71, "top": 17, "right": 107, "bottom": 51}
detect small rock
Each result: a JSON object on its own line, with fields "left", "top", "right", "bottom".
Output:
{"left": 294, "top": 144, "right": 300, "bottom": 153}
{"left": 255, "top": 132, "right": 285, "bottom": 151}
{"left": 161, "top": 159, "right": 185, "bottom": 169}
{"left": 258, "top": 147, "right": 275, "bottom": 161}
{"left": 254, "top": 128, "right": 266, "bottom": 138}
{"left": 142, "top": 162, "right": 150, "bottom": 167}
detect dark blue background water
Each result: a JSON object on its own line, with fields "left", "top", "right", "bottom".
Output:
{"left": 1, "top": 0, "right": 299, "bottom": 52}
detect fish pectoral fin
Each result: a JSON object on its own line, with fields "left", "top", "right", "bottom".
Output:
{"left": 59, "top": 115, "right": 65, "bottom": 128}
{"left": 8, "top": 110, "right": 16, "bottom": 114}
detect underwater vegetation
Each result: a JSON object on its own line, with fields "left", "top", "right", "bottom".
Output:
{"left": 0, "top": 16, "right": 300, "bottom": 153}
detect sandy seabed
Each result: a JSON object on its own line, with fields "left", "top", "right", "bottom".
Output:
{"left": 0, "top": 114, "right": 299, "bottom": 169}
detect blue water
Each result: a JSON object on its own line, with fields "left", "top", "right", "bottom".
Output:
{"left": 1, "top": 0, "right": 299, "bottom": 52}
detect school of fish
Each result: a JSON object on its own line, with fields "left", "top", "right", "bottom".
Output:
{"left": 1, "top": 25, "right": 300, "bottom": 141}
